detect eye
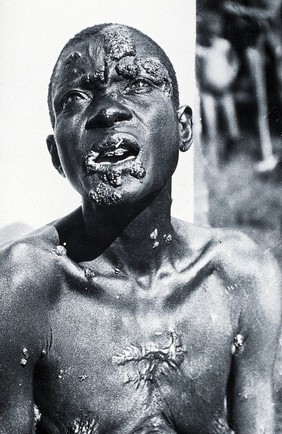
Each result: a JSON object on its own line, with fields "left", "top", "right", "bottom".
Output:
{"left": 55, "top": 90, "right": 90, "bottom": 113}
{"left": 123, "top": 78, "right": 153, "bottom": 95}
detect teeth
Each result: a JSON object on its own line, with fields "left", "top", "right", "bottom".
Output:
{"left": 104, "top": 147, "right": 129, "bottom": 157}
{"left": 112, "top": 148, "right": 127, "bottom": 156}
{"left": 87, "top": 138, "right": 138, "bottom": 167}
{"left": 105, "top": 151, "right": 115, "bottom": 157}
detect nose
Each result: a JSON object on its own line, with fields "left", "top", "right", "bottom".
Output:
{"left": 85, "top": 95, "right": 132, "bottom": 129}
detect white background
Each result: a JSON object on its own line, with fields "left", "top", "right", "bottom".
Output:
{"left": 0, "top": 0, "right": 195, "bottom": 231}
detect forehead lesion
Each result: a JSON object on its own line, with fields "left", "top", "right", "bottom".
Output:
{"left": 65, "top": 50, "right": 82, "bottom": 66}
{"left": 101, "top": 25, "right": 136, "bottom": 61}
{"left": 58, "top": 27, "right": 136, "bottom": 85}
{"left": 56, "top": 27, "right": 172, "bottom": 96}
{"left": 116, "top": 56, "right": 172, "bottom": 95}
{"left": 62, "top": 25, "right": 136, "bottom": 69}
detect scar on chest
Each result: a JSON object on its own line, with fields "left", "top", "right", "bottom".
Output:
{"left": 112, "top": 331, "right": 186, "bottom": 388}
{"left": 67, "top": 415, "right": 99, "bottom": 434}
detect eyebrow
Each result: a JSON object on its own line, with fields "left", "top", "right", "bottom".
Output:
{"left": 53, "top": 73, "right": 99, "bottom": 101}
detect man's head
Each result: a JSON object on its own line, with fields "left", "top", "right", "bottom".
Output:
{"left": 47, "top": 24, "right": 193, "bottom": 206}
{"left": 48, "top": 24, "right": 181, "bottom": 128}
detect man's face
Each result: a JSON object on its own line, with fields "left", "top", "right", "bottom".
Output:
{"left": 50, "top": 26, "right": 182, "bottom": 206}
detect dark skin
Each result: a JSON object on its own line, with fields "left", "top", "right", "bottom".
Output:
{"left": 0, "top": 25, "right": 281, "bottom": 433}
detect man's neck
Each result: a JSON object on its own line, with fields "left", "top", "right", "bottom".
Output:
{"left": 81, "top": 186, "right": 175, "bottom": 274}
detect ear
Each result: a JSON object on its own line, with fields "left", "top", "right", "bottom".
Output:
{"left": 46, "top": 134, "right": 66, "bottom": 178}
{"left": 177, "top": 105, "right": 193, "bottom": 152}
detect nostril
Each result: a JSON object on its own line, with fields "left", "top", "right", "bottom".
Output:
{"left": 86, "top": 105, "right": 132, "bottom": 130}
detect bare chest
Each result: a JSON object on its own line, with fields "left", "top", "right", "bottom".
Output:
{"left": 35, "top": 272, "right": 236, "bottom": 433}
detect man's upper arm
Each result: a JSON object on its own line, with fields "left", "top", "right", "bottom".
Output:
{"left": 227, "top": 238, "right": 281, "bottom": 433}
{"left": 0, "top": 241, "right": 49, "bottom": 432}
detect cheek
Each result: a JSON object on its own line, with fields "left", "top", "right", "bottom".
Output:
{"left": 151, "top": 108, "right": 180, "bottom": 158}
{"left": 54, "top": 121, "right": 84, "bottom": 165}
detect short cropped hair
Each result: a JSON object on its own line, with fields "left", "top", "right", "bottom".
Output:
{"left": 48, "top": 24, "right": 179, "bottom": 128}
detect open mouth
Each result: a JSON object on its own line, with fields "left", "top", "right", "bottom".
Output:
{"left": 86, "top": 138, "right": 139, "bottom": 172}
{"left": 96, "top": 139, "right": 139, "bottom": 164}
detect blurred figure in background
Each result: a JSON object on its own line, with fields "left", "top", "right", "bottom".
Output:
{"left": 223, "top": 0, "right": 282, "bottom": 172}
{"left": 196, "top": 3, "right": 282, "bottom": 433}
{"left": 196, "top": 10, "right": 240, "bottom": 163}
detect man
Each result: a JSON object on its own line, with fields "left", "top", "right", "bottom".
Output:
{"left": 0, "top": 24, "right": 281, "bottom": 433}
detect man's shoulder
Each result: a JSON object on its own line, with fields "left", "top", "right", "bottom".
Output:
{"left": 173, "top": 219, "right": 280, "bottom": 284}
{"left": 173, "top": 218, "right": 253, "bottom": 251}
{"left": 0, "top": 223, "right": 59, "bottom": 267}
{"left": 175, "top": 219, "right": 281, "bottom": 321}
{"left": 0, "top": 223, "right": 61, "bottom": 300}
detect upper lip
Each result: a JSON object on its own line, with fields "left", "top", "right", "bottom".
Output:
{"left": 85, "top": 134, "right": 140, "bottom": 169}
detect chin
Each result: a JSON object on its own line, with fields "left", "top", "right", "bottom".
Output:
{"left": 87, "top": 167, "right": 149, "bottom": 204}
{"left": 88, "top": 183, "right": 123, "bottom": 206}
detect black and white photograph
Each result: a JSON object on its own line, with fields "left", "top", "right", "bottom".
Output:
{"left": 0, "top": 0, "right": 281, "bottom": 433}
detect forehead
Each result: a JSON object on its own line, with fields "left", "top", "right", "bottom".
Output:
{"left": 53, "top": 26, "right": 170, "bottom": 90}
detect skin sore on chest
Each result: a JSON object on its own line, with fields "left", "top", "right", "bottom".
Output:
{"left": 67, "top": 415, "right": 99, "bottom": 433}
{"left": 112, "top": 331, "right": 186, "bottom": 389}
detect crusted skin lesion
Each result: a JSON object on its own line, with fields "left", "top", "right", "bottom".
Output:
{"left": 89, "top": 183, "right": 122, "bottom": 205}
{"left": 116, "top": 57, "right": 139, "bottom": 79}
{"left": 140, "top": 58, "right": 172, "bottom": 95}
{"left": 67, "top": 415, "right": 99, "bottom": 434}
{"left": 115, "top": 56, "right": 172, "bottom": 96}
{"left": 231, "top": 333, "right": 244, "bottom": 355}
{"left": 211, "top": 414, "right": 232, "bottom": 433}
{"left": 102, "top": 26, "right": 136, "bottom": 61}
{"left": 129, "top": 162, "right": 146, "bottom": 180}
{"left": 112, "top": 332, "right": 186, "bottom": 388}
{"left": 65, "top": 51, "right": 82, "bottom": 67}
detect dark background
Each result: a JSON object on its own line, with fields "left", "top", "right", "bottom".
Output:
{"left": 196, "top": 1, "right": 282, "bottom": 431}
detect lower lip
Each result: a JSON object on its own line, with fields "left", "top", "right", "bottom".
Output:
{"left": 95, "top": 155, "right": 137, "bottom": 166}
{"left": 85, "top": 155, "right": 138, "bottom": 176}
